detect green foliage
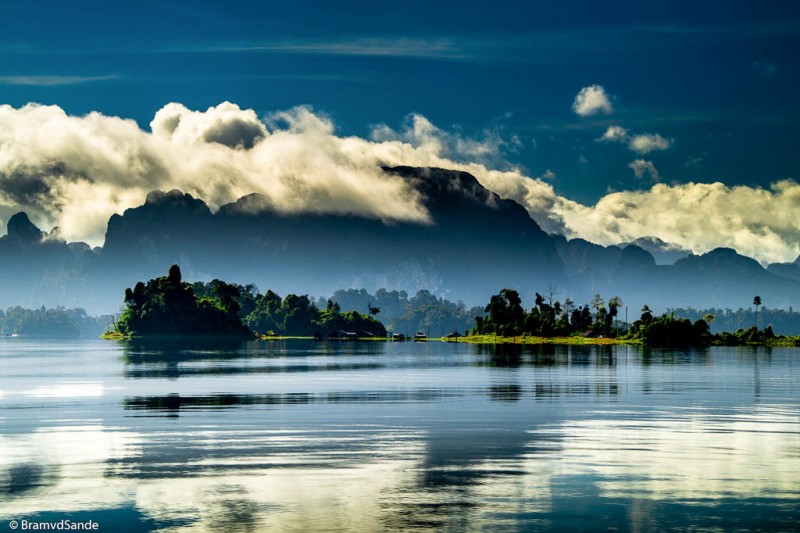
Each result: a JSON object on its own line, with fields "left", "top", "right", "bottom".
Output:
{"left": 0, "top": 306, "right": 80, "bottom": 338}
{"left": 116, "top": 265, "right": 251, "bottom": 337}
{"left": 315, "top": 301, "right": 387, "bottom": 336}
{"left": 472, "top": 289, "right": 622, "bottom": 339}
{"left": 192, "top": 280, "right": 259, "bottom": 318}
{"left": 246, "top": 294, "right": 386, "bottom": 337}
{"left": 480, "top": 289, "right": 526, "bottom": 336}
{"left": 714, "top": 325, "right": 777, "bottom": 346}
{"left": 670, "top": 306, "right": 800, "bottom": 336}
{"left": 0, "top": 306, "right": 112, "bottom": 338}
{"left": 626, "top": 312, "right": 711, "bottom": 347}
{"left": 326, "top": 288, "right": 480, "bottom": 336}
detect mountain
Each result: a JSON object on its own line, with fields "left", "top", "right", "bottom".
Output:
{"left": 0, "top": 212, "right": 95, "bottom": 310}
{"left": 767, "top": 262, "right": 800, "bottom": 282}
{"left": 90, "top": 166, "right": 565, "bottom": 311}
{"left": 1, "top": 166, "right": 799, "bottom": 318}
{"left": 618, "top": 236, "right": 691, "bottom": 265}
{"left": 553, "top": 240, "right": 800, "bottom": 315}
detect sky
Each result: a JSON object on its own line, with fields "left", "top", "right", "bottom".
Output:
{"left": 0, "top": 0, "right": 799, "bottom": 262}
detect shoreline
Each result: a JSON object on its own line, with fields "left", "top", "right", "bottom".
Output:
{"left": 99, "top": 332, "right": 800, "bottom": 347}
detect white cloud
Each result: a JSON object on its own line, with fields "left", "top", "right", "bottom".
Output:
{"left": 0, "top": 75, "right": 118, "bottom": 86}
{"left": 0, "top": 102, "right": 433, "bottom": 244}
{"left": 628, "top": 133, "right": 671, "bottom": 154}
{"left": 553, "top": 181, "right": 800, "bottom": 264}
{"left": 0, "top": 102, "right": 556, "bottom": 245}
{"left": 572, "top": 85, "right": 613, "bottom": 116}
{"left": 600, "top": 126, "right": 671, "bottom": 154}
{"left": 1, "top": 101, "right": 800, "bottom": 264}
{"left": 628, "top": 159, "right": 660, "bottom": 182}
{"left": 600, "top": 125, "right": 628, "bottom": 142}
{"left": 151, "top": 101, "right": 268, "bottom": 149}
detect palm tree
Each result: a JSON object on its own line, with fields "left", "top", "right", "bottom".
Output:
{"left": 753, "top": 296, "right": 762, "bottom": 328}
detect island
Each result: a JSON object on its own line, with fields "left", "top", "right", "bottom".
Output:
{"left": 104, "top": 265, "right": 386, "bottom": 339}
{"left": 467, "top": 288, "right": 795, "bottom": 347}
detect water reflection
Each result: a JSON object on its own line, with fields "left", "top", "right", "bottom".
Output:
{"left": 1, "top": 340, "right": 799, "bottom": 531}
{"left": 123, "top": 389, "right": 460, "bottom": 416}
{"left": 474, "top": 343, "right": 623, "bottom": 368}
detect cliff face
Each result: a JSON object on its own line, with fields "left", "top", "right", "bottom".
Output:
{"left": 97, "top": 166, "right": 566, "bottom": 307}
{"left": 1, "top": 166, "right": 799, "bottom": 316}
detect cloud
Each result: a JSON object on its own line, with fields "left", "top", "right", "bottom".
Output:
{"left": 183, "top": 37, "right": 465, "bottom": 60}
{"left": 152, "top": 102, "right": 267, "bottom": 149}
{"left": 0, "top": 75, "right": 117, "bottom": 86}
{"left": 370, "top": 113, "right": 518, "bottom": 168}
{"left": 600, "top": 126, "right": 671, "bottom": 154}
{"left": 0, "top": 102, "right": 556, "bottom": 245}
{"left": 1, "top": 100, "right": 800, "bottom": 264}
{"left": 628, "top": 133, "right": 671, "bottom": 154}
{"left": 553, "top": 181, "right": 800, "bottom": 264}
{"left": 572, "top": 85, "right": 613, "bottom": 116}
{"left": 600, "top": 125, "right": 628, "bottom": 142}
{"left": 627, "top": 159, "right": 660, "bottom": 182}
{"left": 0, "top": 102, "right": 433, "bottom": 244}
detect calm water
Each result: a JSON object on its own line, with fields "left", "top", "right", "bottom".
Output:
{"left": 0, "top": 339, "right": 798, "bottom": 532}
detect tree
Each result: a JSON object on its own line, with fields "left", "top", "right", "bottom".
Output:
{"left": 640, "top": 304, "right": 653, "bottom": 325}
{"left": 608, "top": 296, "right": 623, "bottom": 332}
{"left": 116, "top": 265, "right": 251, "bottom": 337}
{"left": 481, "top": 289, "right": 525, "bottom": 336}
{"left": 753, "top": 296, "right": 762, "bottom": 328}
{"left": 590, "top": 294, "right": 605, "bottom": 320}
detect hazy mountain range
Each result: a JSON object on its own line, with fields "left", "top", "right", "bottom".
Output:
{"left": 0, "top": 166, "right": 797, "bottom": 316}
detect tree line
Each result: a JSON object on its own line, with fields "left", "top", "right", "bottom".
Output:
{"left": 471, "top": 289, "right": 791, "bottom": 347}
{"left": 114, "top": 265, "right": 386, "bottom": 337}
{"left": 670, "top": 305, "right": 800, "bottom": 335}
{"left": 325, "top": 288, "right": 482, "bottom": 337}
{"left": 0, "top": 306, "right": 111, "bottom": 338}
{"left": 471, "top": 289, "right": 625, "bottom": 338}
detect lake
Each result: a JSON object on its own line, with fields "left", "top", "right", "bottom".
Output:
{"left": 0, "top": 339, "right": 798, "bottom": 532}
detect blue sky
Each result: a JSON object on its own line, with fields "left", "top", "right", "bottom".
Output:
{"left": 1, "top": 0, "right": 797, "bottom": 202}
{"left": 1, "top": 1, "right": 800, "bottom": 260}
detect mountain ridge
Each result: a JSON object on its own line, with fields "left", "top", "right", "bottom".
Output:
{"left": 0, "top": 166, "right": 796, "bottom": 316}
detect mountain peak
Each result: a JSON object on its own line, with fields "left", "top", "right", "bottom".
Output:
{"left": 144, "top": 189, "right": 209, "bottom": 211}
{"left": 6, "top": 212, "right": 44, "bottom": 244}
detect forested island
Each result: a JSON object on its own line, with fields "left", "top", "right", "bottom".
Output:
{"left": 106, "top": 265, "right": 386, "bottom": 339}
{"left": 0, "top": 261, "right": 774, "bottom": 346}
{"left": 470, "top": 289, "right": 795, "bottom": 347}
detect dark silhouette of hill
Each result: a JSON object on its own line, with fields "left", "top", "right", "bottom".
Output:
{"left": 618, "top": 236, "right": 691, "bottom": 265}
{"left": 553, "top": 239, "right": 800, "bottom": 315}
{"left": 89, "top": 166, "right": 565, "bottom": 311}
{"left": 0, "top": 212, "right": 95, "bottom": 309}
{"left": 1, "top": 166, "right": 800, "bottom": 317}
{"left": 767, "top": 262, "right": 800, "bottom": 282}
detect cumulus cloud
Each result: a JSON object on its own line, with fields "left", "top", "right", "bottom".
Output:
{"left": 152, "top": 102, "right": 267, "bottom": 149}
{"left": 628, "top": 133, "right": 671, "bottom": 154}
{"left": 572, "top": 85, "right": 613, "bottom": 116}
{"left": 0, "top": 102, "right": 433, "bottom": 244}
{"left": 600, "top": 125, "right": 628, "bottom": 142}
{"left": 600, "top": 126, "right": 671, "bottom": 154}
{"left": 1, "top": 100, "right": 800, "bottom": 264}
{"left": 628, "top": 159, "right": 660, "bottom": 182}
{"left": 554, "top": 181, "right": 800, "bottom": 264}
{"left": 0, "top": 101, "right": 565, "bottom": 245}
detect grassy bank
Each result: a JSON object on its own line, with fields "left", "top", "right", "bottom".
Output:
{"left": 454, "top": 334, "right": 638, "bottom": 345}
